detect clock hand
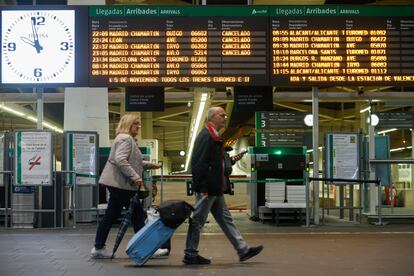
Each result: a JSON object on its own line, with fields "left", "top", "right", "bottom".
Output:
{"left": 20, "top": 36, "right": 36, "bottom": 47}
{"left": 31, "top": 17, "right": 43, "bottom": 53}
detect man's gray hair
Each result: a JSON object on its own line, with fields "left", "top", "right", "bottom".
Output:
{"left": 207, "top": 107, "right": 221, "bottom": 121}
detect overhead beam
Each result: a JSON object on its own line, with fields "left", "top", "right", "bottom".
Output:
{"left": 155, "top": 120, "right": 189, "bottom": 127}
{"left": 154, "top": 115, "right": 188, "bottom": 123}
{"left": 153, "top": 106, "right": 189, "bottom": 120}
{"left": 2, "top": 91, "right": 414, "bottom": 103}
{"left": 275, "top": 102, "right": 335, "bottom": 119}
{"left": 153, "top": 129, "right": 186, "bottom": 135}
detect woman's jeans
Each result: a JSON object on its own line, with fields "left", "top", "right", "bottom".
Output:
{"left": 94, "top": 186, "right": 146, "bottom": 249}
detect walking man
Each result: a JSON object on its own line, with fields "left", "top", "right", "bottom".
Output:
{"left": 183, "top": 106, "right": 263, "bottom": 265}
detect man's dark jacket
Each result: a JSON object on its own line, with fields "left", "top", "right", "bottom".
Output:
{"left": 191, "top": 127, "right": 224, "bottom": 196}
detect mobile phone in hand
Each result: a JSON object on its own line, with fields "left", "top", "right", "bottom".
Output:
{"left": 232, "top": 149, "right": 248, "bottom": 161}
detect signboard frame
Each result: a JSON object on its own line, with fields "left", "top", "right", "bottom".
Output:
{"left": 234, "top": 86, "right": 273, "bottom": 112}
{"left": 0, "top": 131, "right": 8, "bottom": 187}
{"left": 88, "top": 5, "right": 270, "bottom": 87}
{"left": 63, "top": 131, "right": 99, "bottom": 186}
{"left": 125, "top": 87, "right": 165, "bottom": 112}
{"left": 13, "top": 130, "right": 53, "bottom": 186}
{"left": 324, "top": 132, "right": 361, "bottom": 182}
{"left": 0, "top": 5, "right": 413, "bottom": 87}
{"left": 255, "top": 130, "right": 312, "bottom": 148}
{"left": 376, "top": 111, "right": 414, "bottom": 129}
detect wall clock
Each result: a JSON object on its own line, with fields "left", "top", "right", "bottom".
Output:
{"left": 1, "top": 10, "right": 75, "bottom": 84}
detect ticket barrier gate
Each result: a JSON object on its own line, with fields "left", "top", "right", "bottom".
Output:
{"left": 248, "top": 146, "right": 307, "bottom": 223}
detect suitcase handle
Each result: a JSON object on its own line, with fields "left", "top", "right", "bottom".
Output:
{"left": 159, "top": 162, "right": 164, "bottom": 203}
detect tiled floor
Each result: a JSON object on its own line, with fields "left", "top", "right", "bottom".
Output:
{"left": 1, "top": 213, "right": 414, "bottom": 276}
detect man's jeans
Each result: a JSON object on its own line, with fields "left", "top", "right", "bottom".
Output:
{"left": 184, "top": 193, "right": 248, "bottom": 257}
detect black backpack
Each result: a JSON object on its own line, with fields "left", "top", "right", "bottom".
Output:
{"left": 158, "top": 200, "right": 194, "bottom": 229}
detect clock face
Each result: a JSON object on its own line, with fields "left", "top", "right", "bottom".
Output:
{"left": 1, "top": 10, "right": 75, "bottom": 84}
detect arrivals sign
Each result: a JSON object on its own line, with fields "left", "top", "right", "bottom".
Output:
{"left": 0, "top": 5, "right": 413, "bottom": 87}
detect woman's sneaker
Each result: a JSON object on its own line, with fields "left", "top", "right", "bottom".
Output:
{"left": 91, "top": 247, "right": 112, "bottom": 259}
{"left": 151, "top": 248, "right": 169, "bottom": 259}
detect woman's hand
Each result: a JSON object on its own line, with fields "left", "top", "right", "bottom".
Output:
{"left": 152, "top": 182, "right": 158, "bottom": 201}
{"left": 134, "top": 179, "right": 143, "bottom": 189}
{"left": 151, "top": 163, "right": 161, "bottom": 169}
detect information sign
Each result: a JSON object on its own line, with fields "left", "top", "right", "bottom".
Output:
{"left": 377, "top": 111, "right": 414, "bottom": 129}
{"left": 14, "top": 131, "right": 53, "bottom": 186}
{"left": 65, "top": 132, "right": 98, "bottom": 185}
{"left": 88, "top": 6, "right": 269, "bottom": 86}
{"left": 270, "top": 6, "right": 414, "bottom": 85}
{"left": 325, "top": 132, "right": 360, "bottom": 181}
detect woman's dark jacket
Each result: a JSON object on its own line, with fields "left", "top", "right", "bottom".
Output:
{"left": 191, "top": 127, "right": 224, "bottom": 196}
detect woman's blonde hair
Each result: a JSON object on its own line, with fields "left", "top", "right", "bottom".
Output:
{"left": 116, "top": 114, "right": 139, "bottom": 135}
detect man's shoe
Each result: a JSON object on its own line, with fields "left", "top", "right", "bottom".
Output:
{"left": 183, "top": 255, "right": 211, "bottom": 265}
{"left": 151, "top": 248, "right": 169, "bottom": 259}
{"left": 239, "top": 245, "right": 264, "bottom": 262}
{"left": 91, "top": 247, "right": 112, "bottom": 259}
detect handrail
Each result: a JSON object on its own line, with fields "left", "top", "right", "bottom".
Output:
{"left": 1, "top": 169, "right": 99, "bottom": 229}
{"left": 58, "top": 170, "right": 99, "bottom": 228}
{"left": 56, "top": 170, "right": 77, "bottom": 228}
{"left": 369, "top": 159, "right": 414, "bottom": 164}
{"left": 367, "top": 159, "right": 414, "bottom": 225}
{"left": 308, "top": 177, "right": 384, "bottom": 226}
{"left": 145, "top": 177, "right": 304, "bottom": 183}
{"left": 309, "top": 177, "right": 380, "bottom": 185}
{"left": 0, "top": 170, "right": 13, "bottom": 228}
{"left": 150, "top": 174, "right": 309, "bottom": 227}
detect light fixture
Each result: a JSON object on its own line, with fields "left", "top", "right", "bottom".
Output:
{"left": 390, "top": 145, "right": 413, "bottom": 152}
{"left": 367, "top": 114, "right": 379, "bottom": 126}
{"left": 390, "top": 147, "right": 405, "bottom": 152}
{"left": 377, "top": 128, "right": 397, "bottom": 135}
{"left": 184, "top": 92, "right": 208, "bottom": 171}
{"left": 180, "top": 164, "right": 185, "bottom": 168}
{"left": 304, "top": 114, "right": 313, "bottom": 127}
{"left": 0, "top": 102, "right": 63, "bottom": 133}
{"left": 179, "top": 150, "right": 185, "bottom": 156}
{"left": 306, "top": 146, "right": 323, "bottom": 153}
{"left": 0, "top": 104, "right": 25, "bottom": 116}
{"left": 360, "top": 106, "right": 371, "bottom": 113}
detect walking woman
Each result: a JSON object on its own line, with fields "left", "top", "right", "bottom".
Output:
{"left": 91, "top": 114, "right": 161, "bottom": 258}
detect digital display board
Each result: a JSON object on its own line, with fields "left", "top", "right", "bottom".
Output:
{"left": 270, "top": 6, "right": 414, "bottom": 86}
{"left": 1, "top": 5, "right": 414, "bottom": 87}
{"left": 89, "top": 6, "right": 269, "bottom": 86}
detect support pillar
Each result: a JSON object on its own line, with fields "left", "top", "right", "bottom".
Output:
{"left": 64, "top": 88, "right": 110, "bottom": 147}
{"left": 312, "top": 87, "right": 319, "bottom": 225}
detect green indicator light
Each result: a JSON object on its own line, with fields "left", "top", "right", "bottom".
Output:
{"left": 274, "top": 150, "right": 282, "bottom": 155}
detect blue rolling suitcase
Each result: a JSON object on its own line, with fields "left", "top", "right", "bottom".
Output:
{"left": 126, "top": 218, "right": 174, "bottom": 266}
